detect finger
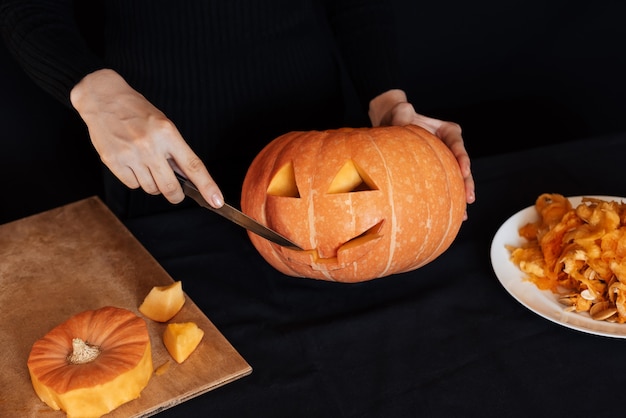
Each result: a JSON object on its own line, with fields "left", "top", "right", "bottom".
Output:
{"left": 109, "top": 165, "right": 141, "bottom": 190}
{"left": 174, "top": 155, "right": 224, "bottom": 208}
{"left": 149, "top": 162, "right": 185, "bottom": 204}
{"left": 131, "top": 166, "right": 161, "bottom": 195}
{"left": 447, "top": 146, "right": 475, "bottom": 205}
{"left": 432, "top": 122, "right": 475, "bottom": 205}
{"left": 464, "top": 173, "right": 476, "bottom": 205}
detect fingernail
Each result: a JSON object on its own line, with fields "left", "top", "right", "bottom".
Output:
{"left": 211, "top": 193, "right": 224, "bottom": 208}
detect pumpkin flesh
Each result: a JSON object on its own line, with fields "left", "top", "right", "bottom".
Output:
{"left": 139, "top": 280, "right": 186, "bottom": 322}
{"left": 163, "top": 322, "right": 205, "bottom": 364}
{"left": 27, "top": 306, "right": 153, "bottom": 418}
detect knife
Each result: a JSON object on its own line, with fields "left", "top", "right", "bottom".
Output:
{"left": 175, "top": 173, "right": 302, "bottom": 250}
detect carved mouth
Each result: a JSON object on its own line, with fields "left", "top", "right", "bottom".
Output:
{"left": 283, "top": 220, "right": 384, "bottom": 270}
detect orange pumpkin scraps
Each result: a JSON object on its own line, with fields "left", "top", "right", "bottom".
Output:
{"left": 508, "top": 193, "right": 626, "bottom": 322}
{"left": 154, "top": 360, "right": 172, "bottom": 376}
{"left": 241, "top": 125, "right": 466, "bottom": 282}
{"left": 27, "top": 306, "right": 153, "bottom": 418}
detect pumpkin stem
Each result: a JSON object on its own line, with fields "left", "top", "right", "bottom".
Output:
{"left": 67, "top": 338, "right": 101, "bottom": 364}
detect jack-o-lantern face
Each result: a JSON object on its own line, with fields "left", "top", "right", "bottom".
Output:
{"left": 241, "top": 125, "right": 466, "bottom": 282}
{"left": 266, "top": 159, "right": 383, "bottom": 263}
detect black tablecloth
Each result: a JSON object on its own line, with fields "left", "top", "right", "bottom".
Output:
{"left": 125, "top": 131, "right": 626, "bottom": 418}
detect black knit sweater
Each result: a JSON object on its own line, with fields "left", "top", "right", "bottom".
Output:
{"left": 1, "top": 0, "right": 400, "bottom": 217}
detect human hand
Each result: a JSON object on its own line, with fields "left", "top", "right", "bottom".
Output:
{"left": 369, "top": 89, "right": 476, "bottom": 214}
{"left": 70, "top": 69, "right": 224, "bottom": 208}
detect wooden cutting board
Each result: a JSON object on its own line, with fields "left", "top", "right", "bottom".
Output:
{"left": 0, "top": 197, "right": 252, "bottom": 417}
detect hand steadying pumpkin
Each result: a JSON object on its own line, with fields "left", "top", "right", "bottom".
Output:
{"left": 369, "top": 89, "right": 475, "bottom": 218}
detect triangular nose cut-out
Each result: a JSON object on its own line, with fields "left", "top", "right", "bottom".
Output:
{"left": 327, "top": 160, "right": 378, "bottom": 194}
{"left": 267, "top": 162, "right": 300, "bottom": 197}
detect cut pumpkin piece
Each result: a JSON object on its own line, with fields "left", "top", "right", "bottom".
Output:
{"left": 163, "top": 322, "right": 205, "bottom": 363}
{"left": 27, "top": 306, "right": 153, "bottom": 418}
{"left": 139, "top": 280, "right": 185, "bottom": 322}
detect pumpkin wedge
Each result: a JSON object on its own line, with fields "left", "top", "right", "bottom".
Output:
{"left": 27, "top": 306, "right": 153, "bottom": 418}
{"left": 163, "top": 322, "right": 205, "bottom": 363}
{"left": 139, "top": 280, "right": 185, "bottom": 322}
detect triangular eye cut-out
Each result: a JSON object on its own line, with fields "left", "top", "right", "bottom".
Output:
{"left": 267, "top": 162, "right": 300, "bottom": 197}
{"left": 327, "top": 160, "right": 378, "bottom": 194}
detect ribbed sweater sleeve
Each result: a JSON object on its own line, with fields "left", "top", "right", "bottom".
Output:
{"left": 0, "top": 0, "right": 104, "bottom": 108}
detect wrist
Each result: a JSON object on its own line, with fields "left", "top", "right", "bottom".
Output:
{"left": 70, "top": 68, "right": 124, "bottom": 113}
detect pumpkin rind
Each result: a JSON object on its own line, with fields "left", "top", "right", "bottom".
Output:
{"left": 241, "top": 125, "right": 466, "bottom": 282}
{"left": 27, "top": 306, "right": 153, "bottom": 418}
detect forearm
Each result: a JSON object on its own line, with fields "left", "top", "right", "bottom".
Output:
{"left": 0, "top": 0, "right": 104, "bottom": 107}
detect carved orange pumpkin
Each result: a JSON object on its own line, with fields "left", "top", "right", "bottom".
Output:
{"left": 27, "top": 306, "right": 153, "bottom": 417}
{"left": 241, "top": 124, "right": 466, "bottom": 282}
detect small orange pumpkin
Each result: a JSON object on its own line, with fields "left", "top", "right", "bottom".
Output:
{"left": 27, "top": 306, "right": 153, "bottom": 418}
{"left": 241, "top": 124, "right": 466, "bottom": 282}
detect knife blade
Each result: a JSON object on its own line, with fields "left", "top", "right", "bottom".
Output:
{"left": 175, "top": 173, "right": 302, "bottom": 250}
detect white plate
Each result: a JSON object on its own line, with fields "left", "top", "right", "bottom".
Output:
{"left": 490, "top": 195, "right": 626, "bottom": 338}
